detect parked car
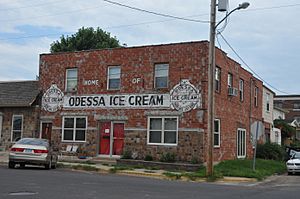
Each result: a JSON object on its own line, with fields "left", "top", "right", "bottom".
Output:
{"left": 8, "top": 138, "right": 58, "bottom": 169}
{"left": 286, "top": 151, "right": 300, "bottom": 175}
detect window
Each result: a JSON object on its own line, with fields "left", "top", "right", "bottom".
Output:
{"left": 239, "top": 79, "right": 244, "bottom": 102}
{"left": 148, "top": 117, "right": 178, "bottom": 145}
{"left": 154, "top": 64, "right": 169, "bottom": 88}
{"left": 237, "top": 128, "right": 246, "bottom": 158}
{"left": 11, "top": 115, "right": 23, "bottom": 142}
{"left": 214, "top": 119, "right": 220, "bottom": 147}
{"left": 108, "top": 66, "right": 121, "bottom": 90}
{"left": 62, "top": 117, "right": 87, "bottom": 142}
{"left": 227, "top": 73, "right": 233, "bottom": 88}
{"left": 254, "top": 86, "right": 258, "bottom": 107}
{"left": 66, "top": 68, "right": 78, "bottom": 92}
{"left": 215, "top": 67, "right": 221, "bottom": 92}
{"left": 266, "top": 93, "right": 270, "bottom": 112}
{"left": 293, "top": 103, "right": 300, "bottom": 109}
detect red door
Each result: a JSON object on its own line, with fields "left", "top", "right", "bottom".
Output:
{"left": 99, "top": 122, "right": 111, "bottom": 155}
{"left": 113, "top": 123, "right": 124, "bottom": 155}
{"left": 41, "top": 123, "right": 52, "bottom": 141}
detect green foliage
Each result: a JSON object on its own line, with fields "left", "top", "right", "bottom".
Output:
{"left": 144, "top": 154, "right": 153, "bottom": 161}
{"left": 190, "top": 156, "right": 199, "bottom": 164}
{"left": 256, "top": 143, "right": 286, "bottom": 161}
{"left": 274, "top": 119, "right": 296, "bottom": 141}
{"left": 121, "top": 150, "right": 132, "bottom": 159}
{"left": 160, "top": 153, "right": 176, "bottom": 163}
{"left": 50, "top": 27, "right": 121, "bottom": 53}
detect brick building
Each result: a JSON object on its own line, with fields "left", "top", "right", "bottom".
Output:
{"left": 0, "top": 81, "right": 40, "bottom": 150}
{"left": 39, "top": 41, "right": 263, "bottom": 163}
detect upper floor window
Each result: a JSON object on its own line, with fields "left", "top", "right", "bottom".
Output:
{"left": 254, "top": 86, "right": 258, "bottom": 107}
{"left": 66, "top": 68, "right": 78, "bottom": 92}
{"left": 239, "top": 79, "right": 244, "bottom": 102}
{"left": 266, "top": 93, "right": 270, "bottom": 112}
{"left": 108, "top": 66, "right": 121, "bottom": 90}
{"left": 62, "top": 116, "right": 87, "bottom": 142}
{"left": 214, "top": 119, "right": 220, "bottom": 147}
{"left": 154, "top": 64, "right": 169, "bottom": 88}
{"left": 293, "top": 103, "right": 300, "bottom": 109}
{"left": 147, "top": 117, "right": 178, "bottom": 145}
{"left": 11, "top": 115, "right": 23, "bottom": 142}
{"left": 227, "top": 73, "right": 233, "bottom": 88}
{"left": 215, "top": 66, "right": 221, "bottom": 92}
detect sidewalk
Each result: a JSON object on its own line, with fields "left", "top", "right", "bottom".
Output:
{"left": 0, "top": 151, "right": 258, "bottom": 184}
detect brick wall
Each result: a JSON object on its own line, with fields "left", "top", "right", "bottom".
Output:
{"left": 39, "top": 41, "right": 263, "bottom": 163}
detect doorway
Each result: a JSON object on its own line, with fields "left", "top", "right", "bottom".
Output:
{"left": 40, "top": 122, "right": 52, "bottom": 141}
{"left": 99, "top": 122, "right": 124, "bottom": 156}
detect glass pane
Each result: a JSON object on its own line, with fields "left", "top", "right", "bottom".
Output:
{"left": 12, "top": 131, "right": 21, "bottom": 142}
{"left": 75, "top": 130, "right": 85, "bottom": 141}
{"left": 150, "top": 118, "right": 162, "bottom": 130}
{"left": 155, "top": 77, "right": 168, "bottom": 88}
{"left": 67, "top": 80, "right": 77, "bottom": 91}
{"left": 109, "top": 79, "right": 120, "bottom": 89}
{"left": 165, "top": 118, "right": 177, "bottom": 130}
{"left": 13, "top": 116, "right": 22, "bottom": 130}
{"left": 109, "top": 67, "right": 120, "bottom": 79}
{"left": 214, "top": 120, "right": 219, "bottom": 133}
{"left": 63, "top": 130, "right": 73, "bottom": 141}
{"left": 64, "top": 118, "right": 74, "bottom": 128}
{"left": 214, "top": 133, "right": 219, "bottom": 146}
{"left": 149, "top": 131, "right": 161, "bottom": 143}
{"left": 76, "top": 118, "right": 86, "bottom": 128}
{"left": 164, "top": 131, "right": 176, "bottom": 144}
{"left": 67, "top": 69, "right": 77, "bottom": 78}
{"left": 155, "top": 64, "right": 168, "bottom": 77}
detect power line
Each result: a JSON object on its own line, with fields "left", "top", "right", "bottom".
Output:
{"left": 102, "top": 0, "right": 209, "bottom": 23}
{"left": 217, "top": 33, "right": 290, "bottom": 95}
{"left": 247, "top": 3, "right": 300, "bottom": 11}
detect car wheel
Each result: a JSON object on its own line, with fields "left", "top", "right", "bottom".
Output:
{"left": 20, "top": 163, "right": 25, "bottom": 168}
{"left": 45, "top": 160, "right": 52, "bottom": 170}
{"left": 8, "top": 161, "right": 15, "bottom": 169}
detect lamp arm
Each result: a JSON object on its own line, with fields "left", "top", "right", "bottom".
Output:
{"left": 215, "top": 7, "right": 239, "bottom": 28}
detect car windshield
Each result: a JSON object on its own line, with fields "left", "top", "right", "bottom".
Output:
{"left": 293, "top": 152, "right": 300, "bottom": 159}
{"left": 16, "top": 138, "right": 49, "bottom": 147}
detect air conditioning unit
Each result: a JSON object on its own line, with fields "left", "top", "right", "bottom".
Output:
{"left": 228, "top": 87, "right": 238, "bottom": 96}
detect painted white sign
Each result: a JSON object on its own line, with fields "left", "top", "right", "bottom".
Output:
{"left": 42, "top": 80, "right": 202, "bottom": 113}
{"left": 42, "top": 84, "right": 64, "bottom": 112}
{"left": 83, "top": 79, "right": 99, "bottom": 86}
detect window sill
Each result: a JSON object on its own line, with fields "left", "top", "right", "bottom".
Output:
{"left": 147, "top": 143, "right": 177, "bottom": 146}
{"left": 61, "top": 140, "right": 86, "bottom": 143}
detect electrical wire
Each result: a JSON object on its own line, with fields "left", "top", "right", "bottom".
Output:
{"left": 102, "top": 0, "right": 209, "bottom": 23}
{"left": 217, "top": 33, "right": 290, "bottom": 95}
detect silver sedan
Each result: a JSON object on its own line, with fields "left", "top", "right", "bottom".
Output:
{"left": 9, "top": 138, "right": 58, "bottom": 169}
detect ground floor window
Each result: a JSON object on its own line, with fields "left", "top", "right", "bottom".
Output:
{"left": 147, "top": 117, "right": 178, "bottom": 145}
{"left": 62, "top": 116, "right": 87, "bottom": 142}
{"left": 237, "top": 128, "right": 246, "bottom": 158}
{"left": 11, "top": 115, "right": 23, "bottom": 142}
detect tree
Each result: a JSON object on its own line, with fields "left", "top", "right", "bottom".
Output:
{"left": 274, "top": 119, "right": 296, "bottom": 144}
{"left": 50, "top": 27, "right": 121, "bottom": 53}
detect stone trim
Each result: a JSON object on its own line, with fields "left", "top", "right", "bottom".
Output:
{"left": 94, "top": 114, "right": 128, "bottom": 121}
{"left": 60, "top": 112, "right": 89, "bottom": 116}
{"left": 144, "top": 110, "right": 183, "bottom": 116}
{"left": 40, "top": 115, "right": 55, "bottom": 121}
{"left": 125, "top": 128, "right": 147, "bottom": 131}
{"left": 179, "top": 128, "right": 204, "bottom": 133}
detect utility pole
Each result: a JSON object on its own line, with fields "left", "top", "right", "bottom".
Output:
{"left": 207, "top": 0, "right": 217, "bottom": 176}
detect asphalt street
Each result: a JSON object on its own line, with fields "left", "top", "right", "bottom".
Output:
{"left": 0, "top": 166, "right": 299, "bottom": 199}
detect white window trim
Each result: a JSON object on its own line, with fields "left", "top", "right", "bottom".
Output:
{"left": 107, "top": 66, "right": 121, "bottom": 90}
{"left": 266, "top": 93, "right": 270, "bottom": 112}
{"left": 239, "top": 79, "right": 244, "bottom": 102}
{"left": 147, "top": 116, "right": 178, "bottom": 146}
{"left": 237, "top": 128, "right": 246, "bottom": 159}
{"left": 62, "top": 116, "right": 87, "bottom": 142}
{"left": 65, "top": 68, "right": 78, "bottom": 92}
{"left": 11, "top": 114, "right": 23, "bottom": 143}
{"left": 154, "top": 64, "right": 169, "bottom": 89}
{"left": 227, "top": 73, "right": 233, "bottom": 88}
{"left": 214, "top": 119, "right": 221, "bottom": 148}
{"left": 254, "top": 87, "right": 258, "bottom": 107}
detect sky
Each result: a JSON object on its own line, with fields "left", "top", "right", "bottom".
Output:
{"left": 0, "top": 0, "right": 299, "bottom": 95}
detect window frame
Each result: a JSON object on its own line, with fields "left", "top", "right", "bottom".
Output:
{"left": 239, "top": 79, "right": 244, "bottom": 102}
{"left": 237, "top": 128, "right": 246, "bottom": 159}
{"left": 214, "top": 119, "right": 221, "bottom": 148}
{"left": 266, "top": 93, "right": 270, "bottom": 112}
{"left": 11, "top": 115, "right": 23, "bottom": 142}
{"left": 107, "top": 66, "right": 121, "bottom": 90}
{"left": 254, "top": 86, "right": 258, "bottom": 107}
{"left": 215, "top": 66, "right": 221, "bottom": 92}
{"left": 154, "top": 63, "right": 169, "bottom": 89}
{"left": 65, "top": 68, "right": 78, "bottom": 92}
{"left": 227, "top": 73, "right": 233, "bottom": 88}
{"left": 62, "top": 116, "right": 87, "bottom": 142}
{"left": 147, "top": 116, "right": 178, "bottom": 146}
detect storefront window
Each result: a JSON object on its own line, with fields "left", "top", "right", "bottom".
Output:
{"left": 148, "top": 117, "right": 178, "bottom": 145}
{"left": 63, "top": 117, "right": 87, "bottom": 142}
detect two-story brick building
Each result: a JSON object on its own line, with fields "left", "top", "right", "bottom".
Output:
{"left": 39, "top": 41, "right": 263, "bottom": 163}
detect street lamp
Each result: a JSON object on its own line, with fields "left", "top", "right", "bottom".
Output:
{"left": 206, "top": 0, "right": 250, "bottom": 176}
